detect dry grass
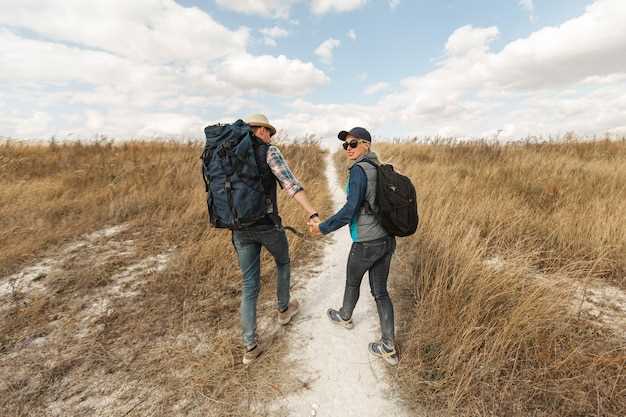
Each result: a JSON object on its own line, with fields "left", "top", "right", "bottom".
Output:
{"left": 342, "top": 139, "right": 626, "bottom": 417}
{"left": 0, "top": 139, "right": 332, "bottom": 416}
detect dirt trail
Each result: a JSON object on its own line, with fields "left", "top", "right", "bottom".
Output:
{"left": 0, "top": 225, "right": 173, "bottom": 416}
{"left": 0, "top": 224, "right": 131, "bottom": 301}
{"left": 273, "top": 154, "right": 409, "bottom": 417}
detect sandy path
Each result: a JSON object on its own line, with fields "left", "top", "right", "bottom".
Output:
{"left": 274, "top": 153, "right": 409, "bottom": 417}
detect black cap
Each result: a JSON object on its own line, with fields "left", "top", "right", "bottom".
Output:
{"left": 338, "top": 127, "right": 372, "bottom": 142}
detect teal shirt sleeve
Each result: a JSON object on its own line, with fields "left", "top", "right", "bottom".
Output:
{"left": 319, "top": 165, "right": 367, "bottom": 234}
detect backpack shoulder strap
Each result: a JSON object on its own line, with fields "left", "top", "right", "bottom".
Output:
{"left": 356, "top": 158, "right": 379, "bottom": 169}
{"left": 353, "top": 159, "right": 378, "bottom": 215}
{"left": 354, "top": 158, "right": 379, "bottom": 184}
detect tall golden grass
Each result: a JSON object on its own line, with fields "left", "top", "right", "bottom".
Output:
{"left": 0, "top": 140, "right": 331, "bottom": 416}
{"left": 355, "top": 139, "right": 625, "bottom": 417}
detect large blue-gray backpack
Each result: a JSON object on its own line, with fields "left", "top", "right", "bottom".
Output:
{"left": 200, "top": 119, "right": 267, "bottom": 230}
{"left": 358, "top": 159, "right": 419, "bottom": 237}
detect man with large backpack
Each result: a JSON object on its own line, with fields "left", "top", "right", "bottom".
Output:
{"left": 309, "top": 127, "right": 418, "bottom": 366}
{"left": 202, "top": 114, "right": 320, "bottom": 365}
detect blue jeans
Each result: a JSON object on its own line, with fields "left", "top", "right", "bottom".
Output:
{"left": 232, "top": 225, "right": 290, "bottom": 348}
{"left": 339, "top": 236, "right": 396, "bottom": 347}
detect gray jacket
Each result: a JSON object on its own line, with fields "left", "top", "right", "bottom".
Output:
{"left": 351, "top": 152, "right": 388, "bottom": 242}
{"left": 319, "top": 151, "right": 388, "bottom": 242}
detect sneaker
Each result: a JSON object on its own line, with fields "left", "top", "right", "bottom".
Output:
{"left": 326, "top": 308, "right": 354, "bottom": 329}
{"left": 242, "top": 342, "right": 264, "bottom": 365}
{"left": 278, "top": 300, "right": 299, "bottom": 325}
{"left": 368, "top": 341, "right": 399, "bottom": 366}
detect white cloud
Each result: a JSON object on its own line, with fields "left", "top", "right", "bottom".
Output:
{"left": 0, "top": 30, "right": 128, "bottom": 85}
{"left": 219, "top": 54, "right": 329, "bottom": 95}
{"left": 607, "top": 125, "right": 626, "bottom": 135}
{"left": 260, "top": 26, "right": 289, "bottom": 39}
{"left": 581, "top": 73, "right": 626, "bottom": 85}
{"left": 2, "top": 0, "right": 625, "bottom": 140}
{"left": 0, "top": 110, "right": 53, "bottom": 138}
{"left": 364, "top": 82, "right": 389, "bottom": 95}
{"left": 0, "top": 28, "right": 321, "bottom": 101}
{"left": 388, "top": 0, "right": 400, "bottom": 9}
{"left": 75, "top": 109, "right": 206, "bottom": 138}
{"left": 274, "top": 99, "right": 389, "bottom": 145}
{"left": 445, "top": 25, "right": 499, "bottom": 57}
{"left": 0, "top": 1, "right": 328, "bottom": 138}
{"left": 0, "top": 0, "right": 249, "bottom": 64}
{"left": 216, "top": 0, "right": 367, "bottom": 18}
{"left": 492, "top": 1, "right": 626, "bottom": 89}
{"left": 403, "top": 0, "right": 626, "bottom": 97}
{"left": 215, "top": 0, "right": 298, "bottom": 19}
{"left": 295, "top": 0, "right": 626, "bottom": 140}
{"left": 260, "top": 26, "right": 289, "bottom": 47}
{"left": 315, "top": 38, "right": 341, "bottom": 64}
{"left": 347, "top": 29, "right": 357, "bottom": 40}
{"left": 310, "top": 0, "right": 367, "bottom": 15}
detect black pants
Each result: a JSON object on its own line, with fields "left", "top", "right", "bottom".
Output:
{"left": 339, "top": 236, "right": 396, "bottom": 347}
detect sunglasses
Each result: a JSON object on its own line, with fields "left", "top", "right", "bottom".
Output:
{"left": 342, "top": 140, "right": 367, "bottom": 150}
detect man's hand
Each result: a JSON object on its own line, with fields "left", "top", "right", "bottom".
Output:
{"left": 307, "top": 214, "right": 321, "bottom": 236}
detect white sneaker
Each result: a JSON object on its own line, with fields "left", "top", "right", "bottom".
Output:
{"left": 368, "top": 341, "right": 399, "bottom": 366}
{"left": 327, "top": 308, "right": 354, "bottom": 329}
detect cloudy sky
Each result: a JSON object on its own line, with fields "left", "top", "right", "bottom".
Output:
{"left": 1, "top": 0, "right": 625, "bottom": 142}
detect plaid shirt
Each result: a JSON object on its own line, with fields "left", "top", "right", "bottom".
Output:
{"left": 267, "top": 145, "right": 304, "bottom": 197}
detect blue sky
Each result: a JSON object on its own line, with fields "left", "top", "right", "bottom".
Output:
{"left": 214, "top": 1, "right": 587, "bottom": 85}
{"left": 193, "top": 0, "right": 591, "bottom": 107}
{"left": 1, "top": 1, "right": 625, "bottom": 143}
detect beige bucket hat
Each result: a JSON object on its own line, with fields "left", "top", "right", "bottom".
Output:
{"left": 245, "top": 114, "right": 276, "bottom": 137}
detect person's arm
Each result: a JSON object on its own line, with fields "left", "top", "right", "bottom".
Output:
{"left": 293, "top": 191, "right": 318, "bottom": 218}
{"left": 319, "top": 165, "right": 367, "bottom": 235}
{"left": 266, "top": 145, "right": 318, "bottom": 218}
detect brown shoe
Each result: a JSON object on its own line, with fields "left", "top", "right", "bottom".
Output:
{"left": 278, "top": 300, "right": 299, "bottom": 325}
{"left": 242, "top": 342, "right": 264, "bottom": 365}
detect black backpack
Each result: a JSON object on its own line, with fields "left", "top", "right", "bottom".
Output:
{"left": 359, "top": 159, "right": 419, "bottom": 237}
{"left": 201, "top": 120, "right": 267, "bottom": 230}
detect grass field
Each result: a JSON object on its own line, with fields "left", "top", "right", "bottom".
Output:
{"left": 358, "top": 139, "right": 625, "bottom": 417}
{"left": 0, "top": 140, "right": 332, "bottom": 417}
{"left": 3, "top": 138, "right": 625, "bottom": 417}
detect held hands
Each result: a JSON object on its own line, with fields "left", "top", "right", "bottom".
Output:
{"left": 307, "top": 212, "right": 322, "bottom": 237}
{"left": 308, "top": 220, "right": 321, "bottom": 236}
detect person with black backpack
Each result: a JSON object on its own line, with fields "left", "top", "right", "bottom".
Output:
{"left": 309, "top": 127, "right": 417, "bottom": 366}
{"left": 202, "top": 114, "right": 320, "bottom": 365}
